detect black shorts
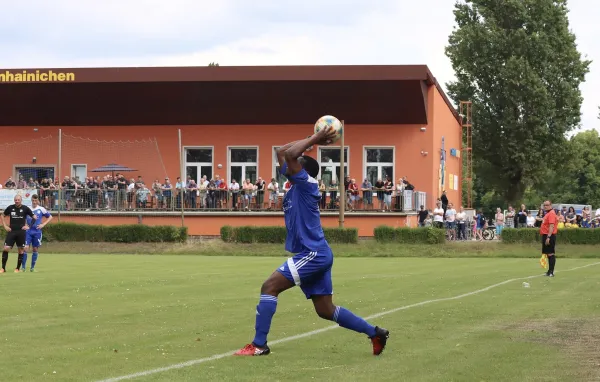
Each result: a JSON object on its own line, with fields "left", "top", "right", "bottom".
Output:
{"left": 541, "top": 234, "right": 556, "bottom": 255}
{"left": 4, "top": 230, "right": 26, "bottom": 248}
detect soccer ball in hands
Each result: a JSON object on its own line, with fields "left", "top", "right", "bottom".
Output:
{"left": 314, "top": 115, "right": 343, "bottom": 144}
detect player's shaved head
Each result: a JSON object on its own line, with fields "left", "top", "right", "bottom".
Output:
{"left": 298, "top": 155, "right": 320, "bottom": 179}
{"left": 14, "top": 195, "right": 22, "bottom": 206}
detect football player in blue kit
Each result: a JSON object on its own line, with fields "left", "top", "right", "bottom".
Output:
{"left": 234, "top": 126, "right": 389, "bottom": 356}
{"left": 22, "top": 194, "right": 53, "bottom": 272}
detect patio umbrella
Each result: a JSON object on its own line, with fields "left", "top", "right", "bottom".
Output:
{"left": 90, "top": 163, "right": 137, "bottom": 179}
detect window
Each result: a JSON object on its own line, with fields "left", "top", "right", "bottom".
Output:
{"left": 364, "top": 147, "right": 394, "bottom": 186}
{"left": 318, "top": 147, "right": 349, "bottom": 187}
{"left": 71, "top": 164, "right": 87, "bottom": 182}
{"left": 185, "top": 147, "right": 213, "bottom": 182}
{"left": 229, "top": 147, "right": 257, "bottom": 183}
{"left": 273, "top": 147, "right": 288, "bottom": 193}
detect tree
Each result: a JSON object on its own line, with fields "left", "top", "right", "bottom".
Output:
{"left": 446, "top": 0, "right": 590, "bottom": 204}
{"left": 208, "top": 62, "right": 220, "bottom": 67}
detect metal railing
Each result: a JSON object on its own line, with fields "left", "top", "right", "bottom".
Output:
{"left": 32, "top": 187, "right": 427, "bottom": 213}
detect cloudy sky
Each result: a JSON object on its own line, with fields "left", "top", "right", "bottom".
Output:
{"left": 1, "top": 0, "right": 598, "bottom": 132}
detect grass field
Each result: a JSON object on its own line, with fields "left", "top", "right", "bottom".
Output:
{"left": 1, "top": 253, "right": 599, "bottom": 381}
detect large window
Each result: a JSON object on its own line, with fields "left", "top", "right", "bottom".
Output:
{"left": 318, "top": 147, "right": 348, "bottom": 187}
{"left": 185, "top": 147, "right": 213, "bottom": 182}
{"left": 229, "top": 147, "right": 257, "bottom": 183}
{"left": 71, "top": 164, "right": 87, "bottom": 182}
{"left": 364, "top": 147, "right": 394, "bottom": 186}
{"left": 273, "top": 147, "right": 287, "bottom": 193}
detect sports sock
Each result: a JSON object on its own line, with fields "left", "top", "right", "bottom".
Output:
{"left": 21, "top": 251, "right": 28, "bottom": 269}
{"left": 548, "top": 255, "right": 556, "bottom": 274}
{"left": 16, "top": 253, "right": 23, "bottom": 270}
{"left": 31, "top": 252, "right": 39, "bottom": 269}
{"left": 333, "top": 306, "right": 377, "bottom": 338}
{"left": 1, "top": 251, "right": 8, "bottom": 270}
{"left": 252, "top": 294, "right": 278, "bottom": 347}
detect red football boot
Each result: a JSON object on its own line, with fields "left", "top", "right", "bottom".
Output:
{"left": 370, "top": 327, "right": 390, "bottom": 355}
{"left": 234, "top": 343, "right": 271, "bottom": 356}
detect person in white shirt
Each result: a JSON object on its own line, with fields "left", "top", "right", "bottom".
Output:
{"left": 445, "top": 202, "right": 457, "bottom": 240}
{"left": 433, "top": 201, "right": 444, "bottom": 229}
{"left": 229, "top": 179, "right": 240, "bottom": 209}
{"left": 267, "top": 178, "right": 279, "bottom": 210}
{"left": 526, "top": 214, "right": 536, "bottom": 227}
{"left": 456, "top": 207, "right": 467, "bottom": 240}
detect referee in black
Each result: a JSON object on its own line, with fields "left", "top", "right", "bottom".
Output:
{"left": 1, "top": 195, "right": 36, "bottom": 273}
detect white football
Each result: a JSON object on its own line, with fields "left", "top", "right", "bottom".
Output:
{"left": 314, "top": 115, "right": 343, "bottom": 144}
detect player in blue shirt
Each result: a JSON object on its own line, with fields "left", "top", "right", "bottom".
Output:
{"left": 22, "top": 194, "right": 53, "bottom": 272}
{"left": 234, "top": 126, "right": 389, "bottom": 357}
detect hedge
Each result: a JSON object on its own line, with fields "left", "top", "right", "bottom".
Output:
{"left": 374, "top": 226, "right": 446, "bottom": 244}
{"left": 220, "top": 226, "right": 358, "bottom": 244}
{"left": 0, "top": 223, "right": 187, "bottom": 243}
{"left": 501, "top": 228, "right": 600, "bottom": 245}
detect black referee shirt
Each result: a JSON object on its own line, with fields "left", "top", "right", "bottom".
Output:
{"left": 3, "top": 204, "right": 34, "bottom": 230}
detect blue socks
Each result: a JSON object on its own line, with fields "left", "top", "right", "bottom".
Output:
{"left": 253, "top": 294, "right": 278, "bottom": 347}
{"left": 22, "top": 252, "right": 28, "bottom": 269}
{"left": 31, "top": 252, "right": 39, "bottom": 269}
{"left": 334, "top": 306, "right": 377, "bottom": 337}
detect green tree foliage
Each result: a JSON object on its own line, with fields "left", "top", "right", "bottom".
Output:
{"left": 208, "top": 62, "right": 220, "bottom": 67}
{"left": 446, "top": 0, "right": 590, "bottom": 204}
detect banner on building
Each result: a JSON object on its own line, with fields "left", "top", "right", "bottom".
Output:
{"left": 0, "top": 189, "right": 38, "bottom": 209}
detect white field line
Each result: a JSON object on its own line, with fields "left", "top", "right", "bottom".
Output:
{"left": 96, "top": 261, "right": 600, "bottom": 382}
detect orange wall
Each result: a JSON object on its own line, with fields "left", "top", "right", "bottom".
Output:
{"left": 430, "top": 87, "right": 462, "bottom": 207}
{"left": 58, "top": 214, "right": 417, "bottom": 237}
{"left": 0, "top": 84, "right": 461, "bottom": 209}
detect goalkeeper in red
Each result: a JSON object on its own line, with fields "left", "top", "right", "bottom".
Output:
{"left": 234, "top": 126, "right": 389, "bottom": 356}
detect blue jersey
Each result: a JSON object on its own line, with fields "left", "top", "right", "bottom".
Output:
{"left": 26, "top": 206, "right": 51, "bottom": 234}
{"left": 281, "top": 163, "right": 328, "bottom": 253}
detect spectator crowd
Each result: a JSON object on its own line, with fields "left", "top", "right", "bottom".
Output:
{"left": 2, "top": 173, "right": 421, "bottom": 213}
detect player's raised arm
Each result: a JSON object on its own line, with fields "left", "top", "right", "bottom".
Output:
{"left": 284, "top": 127, "right": 337, "bottom": 176}
{"left": 275, "top": 140, "right": 301, "bottom": 168}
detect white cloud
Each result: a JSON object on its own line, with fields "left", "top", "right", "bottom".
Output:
{"left": 1, "top": 0, "right": 598, "bottom": 131}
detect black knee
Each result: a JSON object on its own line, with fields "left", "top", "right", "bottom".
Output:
{"left": 315, "top": 304, "right": 336, "bottom": 321}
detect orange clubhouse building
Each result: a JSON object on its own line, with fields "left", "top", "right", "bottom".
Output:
{"left": 0, "top": 65, "right": 463, "bottom": 236}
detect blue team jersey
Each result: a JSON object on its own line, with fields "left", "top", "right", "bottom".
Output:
{"left": 26, "top": 206, "right": 51, "bottom": 233}
{"left": 281, "top": 163, "right": 329, "bottom": 253}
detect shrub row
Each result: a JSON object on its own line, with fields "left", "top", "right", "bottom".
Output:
{"left": 220, "top": 226, "right": 358, "bottom": 244}
{"left": 374, "top": 226, "right": 446, "bottom": 244}
{"left": 501, "top": 228, "right": 600, "bottom": 245}
{"left": 0, "top": 223, "right": 187, "bottom": 243}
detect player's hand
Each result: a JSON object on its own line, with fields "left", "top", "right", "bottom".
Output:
{"left": 314, "top": 126, "right": 338, "bottom": 146}
{"left": 545, "top": 237, "right": 550, "bottom": 245}
{"left": 23, "top": 225, "right": 30, "bottom": 231}
{"left": 3, "top": 225, "right": 11, "bottom": 232}
{"left": 37, "top": 224, "right": 43, "bottom": 229}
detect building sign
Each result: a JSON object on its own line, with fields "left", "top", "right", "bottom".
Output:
{"left": 0, "top": 70, "right": 76, "bottom": 83}
{"left": 0, "top": 189, "right": 38, "bottom": 209}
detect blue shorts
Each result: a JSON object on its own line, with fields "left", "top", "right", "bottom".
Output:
{"left": 25, "top": 231, "right": 43, "bottom": 248}
{"left": 277, "top": 248, "right": 334, "bottom": 299}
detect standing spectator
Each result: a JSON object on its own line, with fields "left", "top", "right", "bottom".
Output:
{"left": 40, "top": 178, "right": 51, "bottom": 208}
{"left": 495, "top": 207, "right": 505, "bottom": 239}
{"left": 383, "top": 176, "right": 393, "bottom": 212}
{"left": 27, "top": 177, "right": 37, "bottom": 189}
{"left": 255, "top": 177, "right": 266, "bottom": 210}
{"left": 318, "top": 179, "right": 327, "bottom": 210}
{"left": 217, "top": 178, "right": 228, "bottom": 209}
{"left": 230, "top": 179, "right": 240, "bottom": 210}
{"left": 105, "top": 175, "right": 116, "bottom": 210}
{"left": 267, "top": 178, "right": 279, "bottom": 210}
{"left": 116, "top": 174, "right": 128, "bottom": 211}
{"left": 186, "top": 180, "right": 198, "bottom": 209}
{"left": 199, "top": 176, "right": 209, "bottom": 209}
{"left": 440, "top": 190, "right": 449, "bottom": 220}
{"left": 136, "top": 184, "right": 150, "bottom": 209}
{"left": 565, "top": 206, "right": 577, "bottom": 227}
{"left": 162, "top": 178, "right": 173, "bottom": 209}
{"left": 418, "top": 205, "right": 429, "bottom": 227}
{"left": 61, "top": 176, "right": 74, "bottom": 210}
{"left": 5, "top": 177, "right": 16, "bottom": 189}
{"left": 242, "top": 179, "right": 254, "bottom": 210}
{"left": 527, "top": 213, "right": 536, "bottom": 227}
{"left": 475, "top": 210, "right": 486, "bottom": 241}
{"left": 348, "top": 178, "right": 359, "bottom": 211}
{"left": 17, "top": 175, "right": 27, "bottom": 189}
{"left": 207, "top": 180, "right": 217, "bottom": 209}
{"left": 505, "top": 205, "right": 515, "bottom": 228}
{"left": 517, "top": 204, "right": 528, "bottom": 228}
{"left": 329, "top": 179, "right": 338, "bottom": 209}
{"left": 395, "top": 178, "right": 404, "bottom": 211}
{"left": 175, "top": 177, "right": 184, "bottom": 209}
{"left": 445, "top": 202, "right": 457, "bottom": 240}
{"left": 87, "top": 177, "right": 99, "bottom": 210}
{"left": 152, "top": 179, "right": 163, "bottom": 209}
{"left": 361, "top": 178, "right": 373, "bottom": 210}
{"left": 374, "top": 178, "right": 384, "bottom": 211}
{"left": 126, "top": 178, "right": 136, "bottom": 210}
{"left": 456, "top": 206, "right": 467, "bottom": 240}
{"left": 433, "top": 201, "right": 444, "bottom": 228}
{"left": 541, "top": 200, "right": 558, "bottom": 277}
